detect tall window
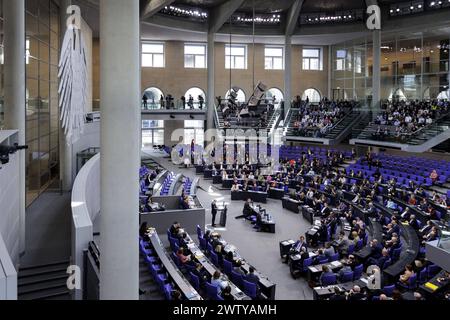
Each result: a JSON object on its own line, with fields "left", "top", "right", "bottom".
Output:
{"left": 184, "top": 43, "right": 206, "bottom": 68}
{"left": 225, "top": 44, "right": 247, "bottom": 69}
{"left": 336, "top": 50, "right": 346, "bottom": 71}
{"left": 264, "top": 46, "right": 284, "bottom": 70}
{"left": 302, "top": 88, "right": 321, "bottom": 103}
{"left": 142, "top": 120, "right": 164, "bottom": 147}
{"left": 184, "top": 120, "right": 204, "bottom": 145}
{"left": 302, "top": 47, "right": 322, "bottom": 70}
{"left": 142, "top": 43, "right": 165, "bottom": 68}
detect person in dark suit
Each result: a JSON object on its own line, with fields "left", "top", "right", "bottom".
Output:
{"left": 329, "top": 287, "right": 346, "bottom": 301}
{"left": 369, "top": 239, "right": 383, "bottom": 259}
{"left": 320, "top": 202, "right": 331, "bottom": 217}
{"left": 285, "top": 235, "right": 307, "bottom": 263}
{"left": 346, "top": 285, "right": 366, "bottom": 301}
{"left": 367, "top": 248, "right": 389, "bottom": 269}
{"left": 221, "top": 285, "right": 234, "bottom": 300}
{"left": 169, "top": 222, "right": 181, "bottom": 237}
{"left": 408, "top": 215, "right": 420, "bottom": 231}
{"left": 235, "top": 199, "right": 253, "bottom": 219}
{"left": 245, "top": 267, "right": 260, "bottom": 284}
{"left": 319, "top": 265, "right": 335, "bottom": 286}
{"left": 211, "top": 200, "right": 218, "bottom": 227}
{"left": 192, "top": 263, "right": 209, "bottom": 285}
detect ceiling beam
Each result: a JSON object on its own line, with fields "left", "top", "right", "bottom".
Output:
{"left": 285, "top": 0, "right": 304, "bottom": 36}
{"left": 141, "top": 0, "right": 175, "bottom": 20}
{"left": 208, "top": 0, "right": 245, "bottom": 34}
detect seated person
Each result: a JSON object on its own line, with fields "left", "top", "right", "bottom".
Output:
{"left": 176, "top": 248, "right": 192, "bottom": 265}
{"left": 329, "top": 287, "right": 346, "bottom": 301}
{"left": 346, "top": 285, "right": 366, "bottom": 301}
{"left": 139, "top": 222, "right": 150, "bottom": 242}
{"left": 211, "top": 271, "right": 228, "bottom": 292}
{"left": 245, "top": 267, "right": 260, "bottom": 284}
{"left": 221, "top": 285, "right": 234, "bottom": 300}
{"left": 169, "top": 222, "right": 181, "bottom": 237}
{"left": 235, "top": 199, "right": 254, "bottom": 220}
{"left": 314, "top": 249, "right": 327, "bottom": 264}
{"left": 319, "top": 265, "right": 335, "bottom": 286}
{"left": 192, "top": 263, "right": 209, "bottom": 285}
{"left": 366, "top": 248, "right": 390, "bottom": 269}
{"left": 369, "top": 239, "right": 383, "bottom": 259}
{"left": 408, "top": 214, "right": 420, "bottom": 230}
{"left": 171, "top": 289, "right": 183, "bottom": 301}
{"left": 233, "top": 260, "right": 245, "bottom": 275}
{"left": 179, "top": 196, "right": 191, "bottom": 209}
{"left": 285, "top": 235, "right": 307, "bottom": 263}
{"left": 323, "top": 242, "right": 336, "bottom": 258}
{"left": 335, "top": 231, "right": 350, "bottom": 256}
{"left": 399, "top": 264, "right": 415, "bottom": 285}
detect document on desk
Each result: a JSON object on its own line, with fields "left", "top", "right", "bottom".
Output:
{"left": 360, "top": 278, "right": 368, "bottom": 284}
{"left": 330, "top": 261, "right": 341, "bottom": 267}
{"left": 309, "top": 266, "right": 318, "bottom": 272}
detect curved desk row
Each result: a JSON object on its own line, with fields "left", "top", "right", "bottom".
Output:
{"left": 148, "top": 230, "right": 202, "bottom": 300}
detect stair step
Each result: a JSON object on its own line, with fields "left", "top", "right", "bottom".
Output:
{"left": 19, "top": 261, "right": 69, "bottom": 278}
{"left": 18, "top": 278, "right": 68, "bottom": 295}
{"left": 18, "top": 273, "right": 68, "bottom": 287}
{"left": 19, "top": 286, "right": 71, "bottom": 300}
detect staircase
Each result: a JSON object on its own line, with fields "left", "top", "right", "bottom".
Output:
{"left": 408, "top": 116, "right": 450, "bottom": 146}
{"left": 139, "top": 255, "right": 165, "bottom": 300}
{"left": 323, "top": 111, "right": 361, "bottom": 142}
{"left": 18, "top": 260, "right": 71, "bottom": 300}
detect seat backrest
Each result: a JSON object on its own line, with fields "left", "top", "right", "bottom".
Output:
{"left": 231, "top": 271, "right": 244, "bottom": 288}
{"left": 302, "top": 258, "right": 313, "bottom": 270}
{"left": 341, "top": 271, "right": 354, "bottom": 282}
{"left": 223, "top": 260, "right": 233, "bottom": 276}
{"left": 205, "top": 282, "right": 219, "bottom": 299}
{"left": 353, "top": 264, "right": 363, "bottom": 279}
{"left": 242, "top": 279, "right": 257, "bottom": 299}
{"left": 189, "top": 272, "right": 200, "bottom": 290}
{"left": 322, "top": 274, "right": 337, "bottom": 286}
{"left": 210, "top": 251, "right": 219, "bottom": 266}
{"left": 382, "top": 284, "right": 395, "bottom": 296}
{"left": 329, "top": 253, "right": 339, "bottom": 262}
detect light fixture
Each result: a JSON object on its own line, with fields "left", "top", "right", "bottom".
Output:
{"left": 390, "top": 9, "right": 394, "bottom": 13}
{"left": 418, "top": 4, "right": 422, "bottom": 8}
{"left": 430, "top": 1, "right": 435, "bottom": 6}
{"left": 410, "top": 5, "right": 414, "bottom": 10}
{"left": 396, "top": 7, "right": 400, "bottom": 12}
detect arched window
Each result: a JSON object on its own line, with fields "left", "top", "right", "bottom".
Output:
{"left": 265, "top": 88, "right": 284, "bottom": 107}
{"left": 184, "top": 87, "right": 206, "bottom": 109}
{"left": 437, "top": 89, "right": 450, "bottom": 101}
{"left": 302, "top": 88, "right": 321, "bottom": 103}
{"left": 225, "top": 88, "right": 246, "bottom": 103}
{"left": 388, "top": 88, "right": 407, "bottom": 101}
{"left": 142, "top": 87, "right": 164, "bottom": 109}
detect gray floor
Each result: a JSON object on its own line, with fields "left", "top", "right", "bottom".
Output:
{"left": 20, "top": 191, "right": 71, "bottom": 268}
{"left": 145, "top": 149, "right": 314, "bottom": 300}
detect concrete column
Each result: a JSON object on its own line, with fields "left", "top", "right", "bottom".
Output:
{"left": 206, "top": 31, "right": 215, "bottom": 131}
{"left": 99, "top": 0, "right": 140, "bottom": 300}
{"left": 328, "top": 45, "right": 332, "bottom": 99}
{"left": 59, "top": 0, "right": 74, "bottom": 191}
{"left": 3, "top": 0, "right": 26, "bottom": 256}
{"left": 284, "top": 35, "right": 292, "bottom": 111}
{"left": 372, "top": 30, "right": 381, "bottom": 112}
{"left": 163, "top": 120, "right": 184, "bottom": 147}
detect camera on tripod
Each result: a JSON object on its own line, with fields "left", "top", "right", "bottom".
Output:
{"left": 0, "top": 143, "right": 28, "bottom": 165}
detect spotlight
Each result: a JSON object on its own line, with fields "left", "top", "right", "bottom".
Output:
{"left": 390, "top": 9, "right": 394, "bottom": 13}
{"left": 396, "top": 7, "right": 400, "bottom": 12}
{"left": 410, "top": 5, "right": 414, "bottom": 10}
{"left": 430, "top": 1, "right": 435, "bottom": 6}
{"left": 418, "top": 4, "right": 422, "bottom": 8}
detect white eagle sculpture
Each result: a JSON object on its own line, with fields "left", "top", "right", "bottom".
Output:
{"left": 58, "top": 24, "right": 87, "bottom": 145}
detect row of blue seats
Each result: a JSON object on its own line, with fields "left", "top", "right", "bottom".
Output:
{"left": 139, "top": 238, "right": 175, "bottom": 300}
{"left": 160, "top": 173, "right": 175, "bottom": 195}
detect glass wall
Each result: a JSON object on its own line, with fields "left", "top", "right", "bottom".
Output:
{"left": 331, "top": 27, "right": 450, "bottom": 105}
{"left": 142, "top": 120, "right": 164, "bottom": 147}
{"left": 25, "top": 0, "right": 60, "bottom": 206}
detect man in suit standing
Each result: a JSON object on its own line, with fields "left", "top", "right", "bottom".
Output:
{"left": 211, "top": 200, "right": 218, "bottom": 227}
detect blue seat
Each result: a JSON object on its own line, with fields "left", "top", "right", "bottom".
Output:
{"left": 210, "top": 251, "right": 219, "bottom": 266}
{"left": 199, "top": 237, "right": 207, "bottom": 251}
{"left": 171, "top": 252, "right": 183, "bottom": 269}
{"left": 382, "top": 284, "right": 395, "bottom": 297}
{"left": 215, "top": 293, "right": 225, "bottom": 301}
{"left": 418, "top": 268, "right": 428, "bottom": 285}
{"left": 427, "top": 264, "right": 441, "bottom": 278}
{"left": 231, "top": 270, "right": 244, "bottom": 288}
{"left": 340, "top": 271, "right": 354, "bottom": 283}
{"left": 242, "top": 279, "right": 258, "bottom": 299}
{"left": 329, "top": 253, "right": 339, "bottom": 262}
{"left": 197, "top": 225, "right": 203, "bottom": 239}
{"left": 300, "top": 258, "right": 313, "bottom": 272}
{"left": 223, "top": 259, "right": 233, "bottom": 276}
{"left": 397, "top": 273, "right": 417, "bottom": 290}
{"left": 163, "top": 283, "right": 173, "bottom": 300}
{"left": 206, "top": 242, "right": 213, "bottom": 254}
{"left": 321, "top": 273, "right": 337, "bottom": 286}
{"left": 391, "top": 247, "right": 401, "bottom": 261}
{"left": 353, "top": 264, "right": 363, "bottom": 280}
{"left": 189, "top": 272, "right": 201, "bottom": 291}
{"left": 205, "top": 282, "right": 219, "bottom": 299}
{"left": 355, "top": 239, "right": 363, "bottom": 251}
{"left": 317, "top": 256, "right": 329, "bottom": 264}
{"left": 382, "top": 258, "right": 392, "bottom": 270}
{"left": 372, "top": 295, "right": 380, "bottom": 301}
{"left": 347, "top": 244, "right": 355, "bottom": 255}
